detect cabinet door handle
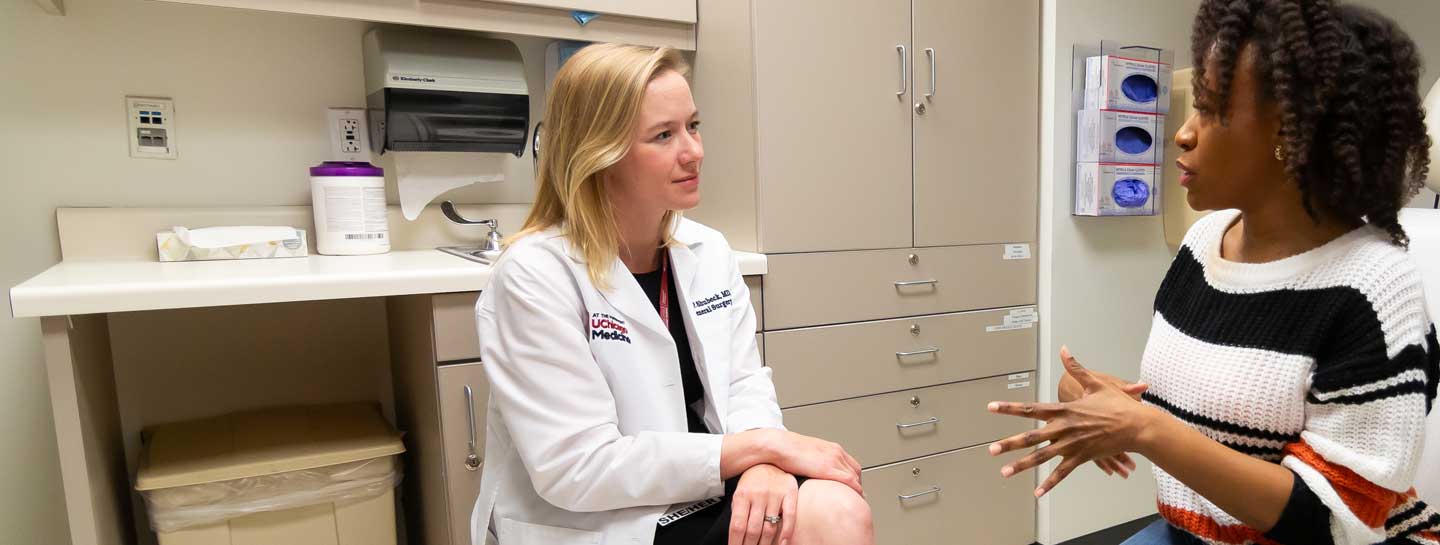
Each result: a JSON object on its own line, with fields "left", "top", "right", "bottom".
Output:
{"left": 895, "top": 347, "right": 940, "bottom": 357}
{"left": 924, "top": 48, "right": 937, "bottom": 98}
{"left": 894, "top": 279, "right": 938, "bottom": 287}
{"left": 896, "top": 416, "right": 940, "bottom": 429}
{"left": 464, "top": 385, "right": 481, "bottom": 471}
{"left": 896, "top": 44, "right": 908, "bottom": 97}
{"left": 898, "top": 485, "right": 942, "bottom": 501}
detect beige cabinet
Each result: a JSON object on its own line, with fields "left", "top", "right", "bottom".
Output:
{"left": 389, "top": 293, "right": 487, "bottom": 545}
{"left": 911, "top": 0, "right": 1040, "bottom": 247}
{"left": 691, "top": 0, "right": 1040, "bottom": 253}
{"left": 437, "top": 363, "right": 489, "bottom": 545}
{"left": 765, "top": 307, "right": 1037, "bottom": 408}
{"left": 751, "top": 0, "right": 914, "bottom": 253}
{"left": 865, "top": 444, "right": 1037, "bottom": 545}
{"left": 783, "top": 375, "right": 1036, "bottom": 468}
{"left": 762, "top": 245, "right": 1036, "bottom": 330}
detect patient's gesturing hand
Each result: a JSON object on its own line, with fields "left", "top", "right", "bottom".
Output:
{"left": 986, "top": 346, "right": 1163, "bottom": 497}
{"left": 1056, "top": 363, "right": 1149, "bottom": 480}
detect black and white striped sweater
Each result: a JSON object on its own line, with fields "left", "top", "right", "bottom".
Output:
{"left": 1140, "top": 209, "right": 1440, "bottom": 545}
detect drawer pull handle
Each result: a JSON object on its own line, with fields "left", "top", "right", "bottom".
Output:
{"left": 898, "top": 486, "right": 942, "bottom": 501}
{"left": 895, "top": 347, "right": 939, "bottom": 358}
{"left": 896, "top": 417, "right": 940, "bottom": 429}
{"left": 464, "top": 385, "right": 482, "bottom": 471}
{"left": 893, "top": 279, "right": 938, "bottom": 287}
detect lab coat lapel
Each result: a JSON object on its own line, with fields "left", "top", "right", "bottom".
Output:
{"left": 668, "top": 238, "right": 731, "bottom": 430}
{"left": 554, "top": 230, "right": 669, "bottom": 338}
{"left": 596, "top": 257, "right": 669, "bottom": 338}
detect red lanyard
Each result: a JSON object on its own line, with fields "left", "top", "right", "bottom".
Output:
{"left": 658, "top": 250, "right": 671, "bottom": 328}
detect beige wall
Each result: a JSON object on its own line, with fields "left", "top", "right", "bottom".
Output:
{"left": 1038, "top": 2, "right": 1191, "bottom": 541}
{"left": 1039, "top": 1, "right": 1440, "bottom": 543}
{"left": 0, "top": 1, "right": 544, "bottom": 543}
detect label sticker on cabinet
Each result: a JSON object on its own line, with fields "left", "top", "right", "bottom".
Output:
{"left": 1007, "top": 381, "right": 1032, "bottom": 390}
{"left": 1007, "top": 373, "right": 1031, "bottom": 380}
{"left": 988, "top": 307, "right": 1038, "bottom": 332}
{"left": 986, "top": 323, "right": 1034, "bottom": 333}
{"left": 1003, "top": 244, "right": 1032, "bottom": 260}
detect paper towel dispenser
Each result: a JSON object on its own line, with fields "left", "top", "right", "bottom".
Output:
{"left": 362, "top": 27, "right": 530, "bottom": 156}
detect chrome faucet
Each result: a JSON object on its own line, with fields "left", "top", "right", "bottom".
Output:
{"left": 440, "top": 201, "right": 503, "bottom": 253}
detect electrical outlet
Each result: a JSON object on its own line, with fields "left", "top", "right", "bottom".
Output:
{"left": 126, "top": 96, "right": 177, "bottom": 160}
{"left": 326, "top": 107, "right": 371, "bottom": 162}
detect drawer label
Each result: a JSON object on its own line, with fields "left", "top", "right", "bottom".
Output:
{"left": 1007, "top": 373, "right": 1031, "bottom": 380}
{"left": 986, "top": 323, "right": 1034, "bottom": 333}
{"left": 1003, "top": 244, "right": 1032, "bottom": 260}
{"left": 1008, "top": 381, "right": 1032, "bottom": 390}
{"left": 988, "top": 307, "right": 1038, "bottom": 332}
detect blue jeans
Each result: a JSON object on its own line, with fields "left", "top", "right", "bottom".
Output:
{"left": 1119, "top": 520, "right": 1206, "bottom": 545}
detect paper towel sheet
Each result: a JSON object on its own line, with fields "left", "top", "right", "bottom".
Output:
{"left": 393, "top": 151, "right": 506, "bottom": 221}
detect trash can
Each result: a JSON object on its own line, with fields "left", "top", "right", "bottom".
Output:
{"left": 135, "top": 403, "right": 406, "bottom": 545}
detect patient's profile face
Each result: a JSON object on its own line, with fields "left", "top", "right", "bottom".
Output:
{"left": 606, "top": 70, "right": 704, "bottom": 215}
{"left": 1173, "top": 43, "right": 1287, "bottom": 212}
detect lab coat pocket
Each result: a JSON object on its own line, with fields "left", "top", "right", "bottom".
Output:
{"left": 498, "top": 518, "right": 602, "bottom": 544}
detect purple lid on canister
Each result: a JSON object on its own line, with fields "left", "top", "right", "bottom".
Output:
{"left": 309, "top": 161, "right": 383, "bottom": 177}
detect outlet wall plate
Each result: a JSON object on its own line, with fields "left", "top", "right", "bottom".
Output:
{"left": 126, "top": 96, "right": 177, "bottom": 160}
{"left": 327, "top": 107, "right": 371, "bottom": 163}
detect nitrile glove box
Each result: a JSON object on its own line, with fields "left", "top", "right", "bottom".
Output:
{"left": 1074, "top": 163, "right": 1160, "bottom": 216}
{"left": 1077, "top": 110, "right": 1165, "bottom": 165}
{"left": 1084, "top": 55, "right": 1172, "bottom": 113}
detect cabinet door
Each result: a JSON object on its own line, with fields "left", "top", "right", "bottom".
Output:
{"left": 912, "top": 0, "right": 1039, "bottom": 247}
{"left": 438, "top": 363, "right": 489, "bottom": 545}
{"left": 479, "top": 0, "right": 696, "bottom": 23}
{"left": 753, "top": 0, "right": 913, "bottom": 252}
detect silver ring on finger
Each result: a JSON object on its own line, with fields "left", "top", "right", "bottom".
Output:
{"left": 764, "top": 514, "right": 781, "bottom": 525}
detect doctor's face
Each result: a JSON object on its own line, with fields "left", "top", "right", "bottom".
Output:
{"left": 606, "top": 69, "right": 704, "bottom": 214}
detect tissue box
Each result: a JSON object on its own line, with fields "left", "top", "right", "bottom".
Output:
{"left": 1084, "top": 55, "right": 1172, "bottom": 113}
{"left": 1077, "top": 110, "right": 1165, "bottom": 165}
{"left": 1075, "top": 163, "right": 1160, "bottom": 216}
{"left": 157, "top": 227, "right": 308, "bottom": 262}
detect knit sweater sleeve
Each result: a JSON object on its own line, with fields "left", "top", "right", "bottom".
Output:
{"left": 1271, "top": 258, "right": 1440, "bottom": 545}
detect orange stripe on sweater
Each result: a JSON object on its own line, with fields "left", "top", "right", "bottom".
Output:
{"left": 1157, "top": 503, "right": 1281, "bottom": 545}
{"left": 1284, "top": 441, "right": 1406, "bottom": 529}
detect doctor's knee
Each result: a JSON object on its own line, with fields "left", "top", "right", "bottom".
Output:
{"left": 798, "top": 479, "right": 873, "bottom": 540}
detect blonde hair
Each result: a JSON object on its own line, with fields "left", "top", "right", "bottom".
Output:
{"left": 511, "top": 43, "right": 691, "bottom": 290}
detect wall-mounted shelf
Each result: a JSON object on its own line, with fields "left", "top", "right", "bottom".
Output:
{"left": 149, "top": 0, "right": 697, "bottom": 50}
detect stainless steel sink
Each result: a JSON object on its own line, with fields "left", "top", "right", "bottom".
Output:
{"left": 438, "top": 246, "right": 500, "bottom": 265}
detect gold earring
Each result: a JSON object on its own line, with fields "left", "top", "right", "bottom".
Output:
{"left": 1274, "top": 144, "right": 1286, "bottom": 161}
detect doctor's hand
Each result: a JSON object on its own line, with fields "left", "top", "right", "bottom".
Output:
{"left": 761, "top": 430, "right": 863, "bottom": 496}
{"left": 730, "top": 464, "right": 797, "bottom": 545}
{"left": 986, "top": 346, "right": 1163, "bottom": 497}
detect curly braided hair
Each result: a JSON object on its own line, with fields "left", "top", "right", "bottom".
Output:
{"left": 1191, "top": 0, "right": 1431, "bottom": 247}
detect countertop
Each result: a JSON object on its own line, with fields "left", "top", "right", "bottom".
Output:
{"left": 10, "top": 250, "right": 767, "bottom": 318}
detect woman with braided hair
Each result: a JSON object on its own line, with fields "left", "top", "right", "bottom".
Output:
{"left": 987, "top": 1, "right": 1440, "bottom": 544}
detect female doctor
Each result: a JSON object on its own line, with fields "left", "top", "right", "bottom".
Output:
{"left": 471, "top": 43, "right": 874, "bottom": 545}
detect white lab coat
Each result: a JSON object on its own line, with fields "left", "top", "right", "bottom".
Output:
{"left": 470, "top": 218, "right": 785, "bottom": 545}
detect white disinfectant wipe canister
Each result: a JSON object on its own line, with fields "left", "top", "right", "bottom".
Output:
{"left": 310, "top": 162, "right": 390, "bottom": 255}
